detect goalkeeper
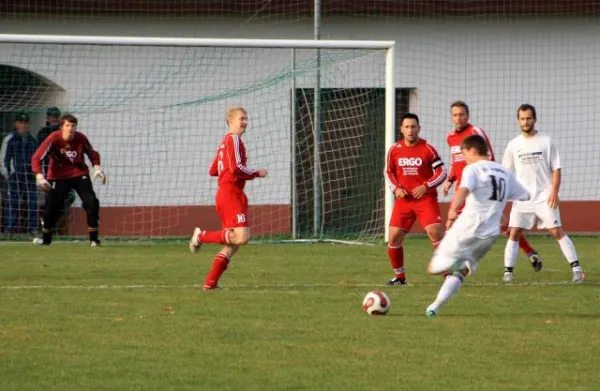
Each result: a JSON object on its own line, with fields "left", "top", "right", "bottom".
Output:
{"left": 30, "top": 114, "right": 107, "bottom": 246}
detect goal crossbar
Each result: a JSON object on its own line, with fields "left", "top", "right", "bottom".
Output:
{"left": 0, "top": 34, "right": 394, "bottom": 50}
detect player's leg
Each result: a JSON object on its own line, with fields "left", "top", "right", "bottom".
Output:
{"left": 72, "top": 175, "right": 101, "bottom": 245}
{"left": 5, "top": 175, "right": 20, "bottom": 233}
{"left": 427, "top": 235, "right": 498, "bottom": 316}
{"left": 425, "top": 231, "right": 470, "bottom": 316}
{"left": 415, "top": 196, "right": 446, "bottom": 277}
{"left": 203, "top": 244, "right": 240, "bottom": 290}
{"left": 426, "top": 269, "right": 467, "bottom": 316}
{"left": 202, "top": 192, "right": 249, "bottom": 290}
{"left": 386, "top": 199, "right": 414, "bottom": 285}
{"left": 538, "top": 206, "right": 584, "bottom": 283}
{"left": 37, "top": 179, "right": 71, "bottom": 245}
{"left": 189, "top": 190, "right": 241, "bottom": 252}
{"left": 503, "top": 206, "right": 535, "bottom": 282}
{"left": 416, "top": 196, "right": 443, "bottom": 249}
{"left": 500, "top": 214, "right": 541, "bottom": 271}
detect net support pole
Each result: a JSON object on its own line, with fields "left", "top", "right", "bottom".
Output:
{"left": 291, "top": 48, "right": 298, "bottom": 240}
{"left": 384, "top": 45, "right": 396, "bottom": 243}
{"left": 313, "top": 0, "right": 323, "bottom": 238}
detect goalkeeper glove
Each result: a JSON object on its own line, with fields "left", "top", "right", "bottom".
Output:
{"left": 35, "top": 173, "right": 51, "bottom": 191}
{"left": 93, "top": 165, "right": 107, "bottom": 185}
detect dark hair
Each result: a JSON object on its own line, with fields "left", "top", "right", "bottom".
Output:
{"left": 46, "top": 107, "right": 61, "bottom": 118}
{"left": 400, "top": 112, "right": 420, "bottom": 126}
{"left": 450, "top": 100, "right": 469, "bottom": 116}
{"left": 15, "top": 112, "right": 29, "bottom": 122}
{"left": 60, "top": 114, "right": 78, "bottom": 126}
{"left": 517, "top": 104, "right": 537, "bottom": 119}
{"left": 460, "top": 135, "right": 488, "bottom": 156}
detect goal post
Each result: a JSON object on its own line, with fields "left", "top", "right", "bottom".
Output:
{"left": 0, "top": 34, "right": 395, "bottom": 243}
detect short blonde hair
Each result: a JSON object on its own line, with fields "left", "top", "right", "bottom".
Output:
{"left": 226, "top": 106, "right": 247, "bottom": 121}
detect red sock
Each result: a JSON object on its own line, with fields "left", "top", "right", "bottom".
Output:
{"left": 204, "top": 253, "right": 230, "bottom": 288}
{"left": 518, "top": 236, "right": 535, "bottom": 256}
{"left": 199, "top": 229, "right": 230, "bottom": 244}
{"left": 387, "top": 245, "right": 405, "bottom": 279}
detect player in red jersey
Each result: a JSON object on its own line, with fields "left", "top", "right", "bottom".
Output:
{"left": 441, "top": 101, "right": 541, "bottom": 270}
{"left": 189, "top": 107, "right": 268, "bottom": 290}
{"left": 384, "top": 113, "right": 447, "bottom": 285}
{"left": 31, "top": 114, "right": 107, "bottom": 246}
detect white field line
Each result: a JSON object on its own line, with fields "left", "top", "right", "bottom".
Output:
{"left": 0, "top": 281, "right": 595, "bottom": 291}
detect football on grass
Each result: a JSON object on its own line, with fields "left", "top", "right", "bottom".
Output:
{"left": 362, "top": 290, "right": 390, "bottom": 315}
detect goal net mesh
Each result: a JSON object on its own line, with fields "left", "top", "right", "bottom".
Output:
{"left": 0, "top": 43, "right": 389, "bottom": 240}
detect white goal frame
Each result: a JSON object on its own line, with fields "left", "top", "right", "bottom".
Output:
{"left": 0, "top": 34, "right": 396, "bottom": 242}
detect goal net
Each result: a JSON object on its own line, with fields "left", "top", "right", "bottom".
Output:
{"left": 0, "top": 36, "right": 395, "bottom": 242}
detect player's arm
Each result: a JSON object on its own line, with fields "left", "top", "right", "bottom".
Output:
{"left": 445, "top": 135, "right": 457, "bottom": 183}
{"left": 501, "top": 142, "right": 515, "bottom": 172}
{"left": 82, "top": 135, "right": 106, "bottom": 184}
{"left": 446, "top": 165, "right": 456, "bottom": 183}
{"left": 384, "top": 145, "right": 406, "bottom": 198}
{"left": 31, "top": 136, "right": 53, "bottom": 190}
{"left": 226, "top": 135, "right": 266, "bottom": 179}
{"left": 507, "top": 172, "right": 530, "bottom": 202}
{"left": 442, "top": 136, "right": 456, "bottom": 196}
{"left": 209, "top": 156, "right": 219, "bottom": 177}
{"left": 548, "top": 140, "right": 562, "bottom": 209}
{"left": 446, "top": 165, "right": 476, "bottom": 228}
{"left": 413, "top": 144, "right": 447, "bottom": 199}
{"left": 424, "top": 158, "right": 447, "bottom": 189}
{"left": 475, "top": 127, "right": 496, "bottom": 161}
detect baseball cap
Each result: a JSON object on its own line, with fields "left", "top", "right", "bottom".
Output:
{"left": 15, "top": 112, "right": 30, "bottom": 122}
{"left": 46, "top": 107, "right": 61, "bottom": 117}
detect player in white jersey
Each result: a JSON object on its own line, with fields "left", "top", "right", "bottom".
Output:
{"left": 425, "top": 135, "right": 530, "bottom": 316}
{"left": 502, "top": 104, "right": 584, "bottom": 283}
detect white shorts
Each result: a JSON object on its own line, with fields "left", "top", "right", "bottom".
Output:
{"left": 429, "top": 228, "right": 498, "bottom": 275}
{"left": 509, "top": 202, "right": 562, "bottom": 230}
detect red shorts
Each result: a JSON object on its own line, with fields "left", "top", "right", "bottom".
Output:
{"left": 389, "top": 195, "right": 442, "bottom": 231}
{"left": 216, "top": 189, "right": 249, "bottom": 229}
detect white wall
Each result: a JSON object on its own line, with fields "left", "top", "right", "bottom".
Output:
{"left": 1, "top": 16, "right": 598, "bottom": 206}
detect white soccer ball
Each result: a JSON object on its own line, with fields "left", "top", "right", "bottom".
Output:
{"left": 362, "top": 290, "right": 390, "bottom": 315}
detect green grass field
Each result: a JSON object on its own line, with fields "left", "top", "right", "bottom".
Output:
{"left": 1, "top": 236, "right": 599, "bottom": 391}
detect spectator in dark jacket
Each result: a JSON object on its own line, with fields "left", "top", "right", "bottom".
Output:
{"left": 0, "top": 113, "right": 40, "bottom": 234}
{"left": 37, "top": 107, "right": 61, "bottom": 143}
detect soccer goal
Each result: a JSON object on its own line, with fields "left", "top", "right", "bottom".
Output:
{"left": 0, "top": 34, "right": 396, "bottom": 243}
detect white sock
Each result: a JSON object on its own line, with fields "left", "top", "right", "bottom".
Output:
{"left": 557, "top": 235, "right": 579, "bottom": 265}
{"left": 429, "top": 274, "right": 463, "bottom": 313}
{"left": 504, "top": 239, "right": 519, "bottom": 269}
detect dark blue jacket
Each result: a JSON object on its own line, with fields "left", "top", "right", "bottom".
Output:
{"left": 1, "top": 131, "right": 40, "bottom": 176}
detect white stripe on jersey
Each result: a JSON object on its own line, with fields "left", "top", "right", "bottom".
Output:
{"left": 384, "top": 146, "right": 397, "bottom": 192}
{"left": 427, "top": 164, "right": 447, "bottom": 188}
{"left": 472, "top": 126, "right": 494, "bottom": 160}
{"left": 231, "top": 134, "right": 256, "bottom": 175}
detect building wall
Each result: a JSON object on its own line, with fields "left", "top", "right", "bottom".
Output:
{"left": 1, "top": 16, "right": 599, "bottom": 234}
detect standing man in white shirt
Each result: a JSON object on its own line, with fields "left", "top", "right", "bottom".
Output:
{"left": 426, "top": 135, "right": 530, "bottom": 316}
{"left": 502, "top": 104, "right": 584, "bottom": 283}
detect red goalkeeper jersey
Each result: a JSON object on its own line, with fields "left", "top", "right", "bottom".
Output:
{"left": 209, "top": 133, "right": 259, "bottom": 192}
{"left": 385, "top": 138, "right": 447, "bottom": 199}
{"left": 31, "top": 131, "right": 101, "bottom": 180}
{"left": 446, "top": 124, "right": 495, "bottom": 186}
